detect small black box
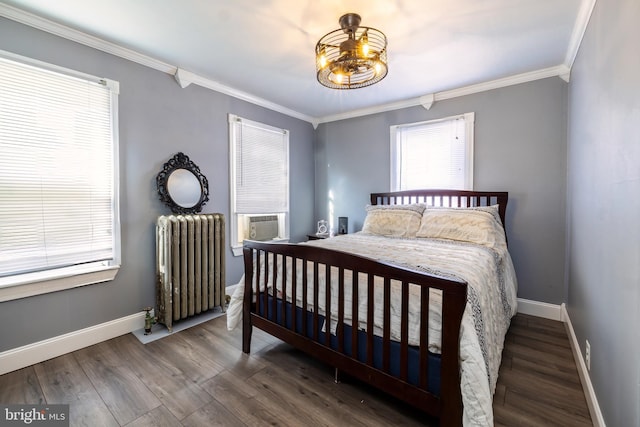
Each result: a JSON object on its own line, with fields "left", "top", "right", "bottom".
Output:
{"left": 338, "top": 217, "right": 348, "bottom": 234}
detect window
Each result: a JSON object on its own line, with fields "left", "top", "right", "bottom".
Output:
{"left": 0, "top": 51, "right": 120, "bottom": 301}
{"left": 390, "top": 112, "right": 474, "bottom": 191}
{"left": 229, "top": 114, "right": 289, "bottom": 256}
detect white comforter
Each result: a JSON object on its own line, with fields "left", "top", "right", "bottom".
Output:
{"left": 227, "top": 233, "right": 518, "bottom": 426}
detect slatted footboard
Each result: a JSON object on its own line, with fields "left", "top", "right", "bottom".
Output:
{"left": 241, "top": 241, "right": 467, "bottom": 426}
{"left": 240, "top": 189, "right": 509, "bottom": 426}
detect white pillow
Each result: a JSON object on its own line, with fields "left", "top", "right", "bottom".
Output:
{"left": 416, "top": 205, "right": 506, "bottom": 248}
{"left": 361, "top": 204, "right": 425, "bottom": 238}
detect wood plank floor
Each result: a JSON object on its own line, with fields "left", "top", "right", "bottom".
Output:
{"left": 0, "top": 313, "right": 592, "bottom": 426}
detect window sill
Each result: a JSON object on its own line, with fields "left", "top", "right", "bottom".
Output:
{"left": 232, "top": 238, "right": 289, "bottom": 257}
{"left": 0, "top": 265, "right": 120, "bottom": 302}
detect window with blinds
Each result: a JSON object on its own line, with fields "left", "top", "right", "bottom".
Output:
{"left": 390, "top": 113, "right": 474, "bottom": 191}
{"left": 229, "top": 114, "right": 289, "bottom": 255}
{"left": 0, "top": 52, "right": 120, "bottom": 299}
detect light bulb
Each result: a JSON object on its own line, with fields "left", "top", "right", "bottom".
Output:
{"left": 319, "top": 55, "right": 327, "bottom": 68}
{"left": 375, "top": 62, "right": 382, "bottom": 74}
{"left": 361, "top": 32, "right": 370, "bottom": 57}
{"left": 335, "top": 73, "right": 343, "bottom": 83}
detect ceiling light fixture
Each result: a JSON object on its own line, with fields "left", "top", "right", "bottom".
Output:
{"left": 315, "top": 13, "right": 388, "bottom": 89}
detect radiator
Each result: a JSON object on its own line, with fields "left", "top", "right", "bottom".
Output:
{"left": 156, "top": 214, "right": 225, "bottom": 332}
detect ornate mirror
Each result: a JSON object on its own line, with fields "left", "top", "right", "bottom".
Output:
{"left": 156, "top": 152, "right": 209, "bottom": 214}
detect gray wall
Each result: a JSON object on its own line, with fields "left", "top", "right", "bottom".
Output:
{"left": 315, "top": 78, "right": 568, "bottom": 304}
{"left": 566, "top": 0, "right": 640, "bottom": 425}
{"left": 4, "top": 4, "right": 637, "bottom": 425}
{"left": 0, "top": 18, "right": 315, "bottom": 352}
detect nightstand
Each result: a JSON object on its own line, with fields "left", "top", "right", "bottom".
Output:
{"left": 307, "top": 234, "right": 329, "bottom": 240}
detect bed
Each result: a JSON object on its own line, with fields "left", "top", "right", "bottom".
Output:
{"left": 227, "top": 189, "right": 518, "bottom": 426}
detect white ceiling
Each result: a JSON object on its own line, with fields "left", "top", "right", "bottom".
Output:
{"left": 1, "top": 0, "right": 589, "bottom": 123}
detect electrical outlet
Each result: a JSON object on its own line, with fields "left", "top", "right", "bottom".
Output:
{"left": 585, "top": 340, "right": 591, "bottom": 371}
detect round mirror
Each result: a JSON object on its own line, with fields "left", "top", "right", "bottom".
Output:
{"left": 167, "top": 169, "right": 201, "bottom": 208}
{"left": 156, "top": 152, "right": 209, "bottom": 214}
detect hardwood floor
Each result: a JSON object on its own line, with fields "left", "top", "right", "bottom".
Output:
{"left": 0, "top": 313, "right": 592, "bottom": 426}
{"left": 494, "top": 314, "right": 592, "bottom": 427}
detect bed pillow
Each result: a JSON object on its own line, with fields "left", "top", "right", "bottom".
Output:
{"left": 416, "top": 205, "right": 506, "bottom": 248}
{"left": 361, "top": 204, "right": 426, "bottom": 238}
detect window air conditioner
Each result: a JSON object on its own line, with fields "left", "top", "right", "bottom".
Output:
{"left": 248, "top": 215, "right": 279, "bottom": 241}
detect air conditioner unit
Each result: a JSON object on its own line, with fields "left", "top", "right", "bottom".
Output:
{"left": 248, "top": 215, "right": 279, "bottom": 241}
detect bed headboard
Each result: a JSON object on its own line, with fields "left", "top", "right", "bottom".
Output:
{"left": 370, "top": 189, "right": 509, "bottom": 230}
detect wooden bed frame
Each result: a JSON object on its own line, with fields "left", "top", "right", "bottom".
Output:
{"left": 241, "top": 190, "right": 508, "bottom": 426}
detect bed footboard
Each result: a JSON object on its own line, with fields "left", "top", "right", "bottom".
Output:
{"left": 242, "top": 240, "right": 467, "bottom": 426}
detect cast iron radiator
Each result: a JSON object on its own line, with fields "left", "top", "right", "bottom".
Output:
{"left": 156, "top": 214, "right": 225, "bottom": 332}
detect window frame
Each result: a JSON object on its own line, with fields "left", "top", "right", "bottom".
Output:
{"left": 0, "top": 50, "right": 121, "bottom": 302}
{"left": 228, "top": 114, "right": 290, "bottom": 257}
{"left": 390, "top": 112, "right": 475, "bottom": 192}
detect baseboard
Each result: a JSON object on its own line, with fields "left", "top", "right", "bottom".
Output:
{"left": 561, "top": 304, "right": 607, "bottom": 427}
{"left": 516, "top": 299, "right": 606, "bottom": 425}
{"left": 0, "top": 311, "right": 145, "bottom": 376}
{"left": 517, "top": 297, "right": 563, "bottom": 320}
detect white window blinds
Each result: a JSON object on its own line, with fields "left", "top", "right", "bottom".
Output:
{"left": 230, "top": 115, "right": 289, "bottom": 214}
{"left": 0, "top": 54, "right": 119, "bottom": 278}
{"left": 391, "top": 113, "right": 474, "bottom": 191}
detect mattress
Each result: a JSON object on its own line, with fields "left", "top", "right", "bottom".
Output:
{"left": 228, "top": 232, "right": 518, "bottom": 426}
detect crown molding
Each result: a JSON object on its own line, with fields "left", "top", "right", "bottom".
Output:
{"left": 318, "top": 97, "right": 426, "bottom": 124}
{"left": 174, "top": 67, "right": 194, "bottom": 89}
{"left": 435, "top": 66, "right": 565, "bottom": 101}
{"left": 1, "top": 2, "right": 583, "bottom": 128}
{"left": 0, "top": 3, "right": 175, "bottom": 74}
{"left": 0, "top": 3, "right": 314, "bottom": 125}
{"left": 172, "top": 68, "right": 314, "bottom": 124}
{"left": 317, "top": 65, "right": 568, "bottom": 124}
{"left": 420, "top": 94, "right": 435, "bottom": 110}
{"left": 564, "top": 0, "right": 597, "bottom": 70}
{"left": 558, "top": 64, "right": 572, "bottom": 83}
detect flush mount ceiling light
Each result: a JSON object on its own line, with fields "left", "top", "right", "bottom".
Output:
{"left": 315, "top": 13, "right": 388, "bottom": 89}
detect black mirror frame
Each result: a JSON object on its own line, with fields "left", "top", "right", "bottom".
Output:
{"left": 156, "top": 152, "right": 209, "bottom": 214}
